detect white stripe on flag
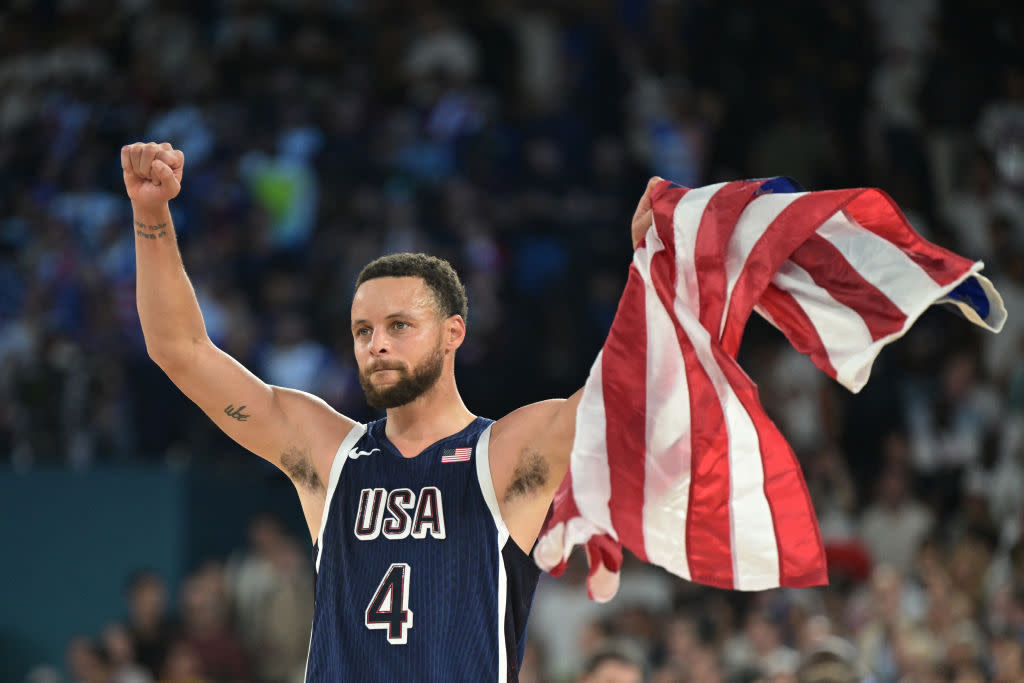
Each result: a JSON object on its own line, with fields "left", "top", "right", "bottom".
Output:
{"left": 670, "top": 182, "right": 729, "bottom": 315}
{"left": 720, "top": 193, "right": 807, "bottom": 338}
{"left": 816, "top": 210, "right": 944, "bottom": 315}
{"left": 670, "top": 219, "right": 780, "bottom": 589}
{"left": 570, "top": 351, "right": 617, "bottom": 541}
{"left": 814, "top": 210, "right": 1003, "bottom": 390}
{"left": 637, "top": 227, "right": 692, "bottom": 580}
{"left": 769, "top": 260, "right": 875, "bottom": 391}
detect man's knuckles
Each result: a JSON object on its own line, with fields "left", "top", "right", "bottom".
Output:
{"left": 156, "top": 149, "right": 182, "bottom": 169}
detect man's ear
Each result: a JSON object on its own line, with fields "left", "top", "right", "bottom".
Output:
{"left": 445, "top": 314, "right": 466, "bottom": 351}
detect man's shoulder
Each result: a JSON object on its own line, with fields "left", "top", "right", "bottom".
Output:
{"left": 490, "top": 399, "right": 567, "bottom": 447}
{"left": 487, "top": 400, "right": 569, "bottom": 473}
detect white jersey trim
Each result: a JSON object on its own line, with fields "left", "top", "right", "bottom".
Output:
{"left": 496, "top": 536, "right": 509, "bottom": 683}
{"left": 316, "top": 421, "right": 367, "bottom": 573}
{"left": 474, "top": 424, "right": 510, "bottom": 682}
{"left": 305, "top": 421, "right": 367, "bottom": 683}
{"left": 474, "top": 423, "right": 508, "bottom": 537}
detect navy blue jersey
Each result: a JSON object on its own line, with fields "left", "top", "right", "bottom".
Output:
{"left": 305, "top": 416, "right": 541, "bottom": 681}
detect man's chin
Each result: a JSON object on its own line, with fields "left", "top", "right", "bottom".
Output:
{"left": 364, "top": 390, "right": 419, "bottom": 410}
{"left": 360, "top": 349, "right": 443, "bottom": 410}
{"left": 361, "top": 378, "right": 419, "bottom": 409}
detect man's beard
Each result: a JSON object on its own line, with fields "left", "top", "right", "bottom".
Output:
{"left": 359, "top": 348, "right": 445, "bottom": 409}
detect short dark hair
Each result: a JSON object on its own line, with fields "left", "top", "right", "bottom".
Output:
{"left": 356, "top": 253, "right": 468, "bottom": 322}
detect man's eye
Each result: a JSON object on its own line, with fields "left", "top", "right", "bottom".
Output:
{"left": 356, "top": 327, "right": 371, "bottom": 336}
{"left": 393, "top": 321, "right": 408, "bottom": 330}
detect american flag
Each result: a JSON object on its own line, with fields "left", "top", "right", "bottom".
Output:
{"left": 534, "top": 178, "right": 1006, "bottom": 600}
{"left": 441, "top": 447, "right": 473, "bottom": 463}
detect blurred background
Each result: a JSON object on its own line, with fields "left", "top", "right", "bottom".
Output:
{"left": 0, "top": 0, "right": 1023, "bottom": 681}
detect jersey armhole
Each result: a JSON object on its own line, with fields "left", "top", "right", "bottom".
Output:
{"left": 474, "top": 423, "right": 511, "bottom": 542}
{"left": 315, "top": 421, "right": 367, "bottom": 572}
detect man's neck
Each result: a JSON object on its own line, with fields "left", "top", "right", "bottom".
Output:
{"left": 384, "top": 377, "right": 475, "bottom": 453}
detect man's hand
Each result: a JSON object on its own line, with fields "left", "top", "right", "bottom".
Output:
{"left": 631, "top": 176, "right": 663, "bottom": 250}
{"left": 121, "top": 142, "right": 185, "bottom": 212}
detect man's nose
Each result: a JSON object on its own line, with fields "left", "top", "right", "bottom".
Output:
{"left": 370, "top": 331, "right": 390, "bottom": 356}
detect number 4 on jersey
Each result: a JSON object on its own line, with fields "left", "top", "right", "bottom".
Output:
{"left": 365, "top": 563, "right": 414, "bottom": 644}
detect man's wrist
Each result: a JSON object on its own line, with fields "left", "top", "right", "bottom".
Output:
{"left": 132, "top": 203, "right": 173, "bottom": 240}
{"left": 131, "top": 202, "right": 171, "bottom": 225}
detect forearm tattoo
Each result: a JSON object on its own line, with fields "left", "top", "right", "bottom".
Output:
{"left": 224, "top": 404, "right": 251, "bottom": 422}
{"left": 134, "top": 220, "right": 169, "bottom": 239}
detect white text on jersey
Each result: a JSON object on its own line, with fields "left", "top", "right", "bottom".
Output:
{"left": 354, "top": 487, "right": 447, "bottom": 541}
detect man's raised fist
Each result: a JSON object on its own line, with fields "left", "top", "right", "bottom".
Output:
{"left": 121, "top": 142, "right": 185, "bottom": 210}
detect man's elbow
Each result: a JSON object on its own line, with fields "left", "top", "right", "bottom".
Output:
{"left": 145, "top": 337, "right": 203, "bottom": 375}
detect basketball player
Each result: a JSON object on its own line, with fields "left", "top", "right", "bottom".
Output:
{"left": 122, "top": 142, "right": 658, "bottom": 681}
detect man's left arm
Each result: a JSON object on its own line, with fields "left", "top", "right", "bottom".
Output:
{"left": 488, "top": 176, "right": 662, "bottom": 552}
{"left": 487, "top": 390, "right": 583, "bottom": 552}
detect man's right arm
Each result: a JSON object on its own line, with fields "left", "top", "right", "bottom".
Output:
{"left": 123, "top": 142, "right": 354, "bottom": 536}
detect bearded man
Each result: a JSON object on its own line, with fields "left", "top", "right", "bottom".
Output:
{"left": 122, "top": 141, "right": 658, "bottom": 681}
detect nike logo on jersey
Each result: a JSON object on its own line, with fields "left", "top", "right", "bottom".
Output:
{"left": 354, "top": 487, "right": 446, "bottom": 541}
{"left": 348, "top": 447, "right": 382, "bottom": 459}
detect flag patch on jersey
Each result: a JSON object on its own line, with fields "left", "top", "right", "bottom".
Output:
{"left": 441, "top": 447, "right": 472, "bottom": 463}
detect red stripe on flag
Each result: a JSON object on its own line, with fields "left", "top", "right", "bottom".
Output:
{"left": 758, "top": 284, "right": 839, "bottom": 380}
{"left": 645, "top": 222, "right": 734, "bottom": 588}
{"left": 583, "top": 535, "right": 624, "bottom": 602}
{"left": 844, "top": 190, "right": 975, "bottom": 287}
{"left": 695, "top": 181, "right": 765, "bottom": 336}
{"left": 719, "top": 191, "right": 857, "bottom": 357}
{"left": 540, "top": 473, "right": 581, "bottom": 578}
{"left": 650, "top": 182, "right": 690, "bottom": 241}
{"left": 710, "top": 343, "right": 827, "bottom": 587}
{"left": 790, "top": 235, "right": 908, "bottom": 341}
{"left": 601, "top": 266, "right": 650, "bottom": 563}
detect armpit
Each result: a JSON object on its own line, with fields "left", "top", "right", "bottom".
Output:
{"left": 504, "top": 448, "right": 549, "bottom": 502}
{"left": 280, "top": 446, "right": 323, "bottom": 491}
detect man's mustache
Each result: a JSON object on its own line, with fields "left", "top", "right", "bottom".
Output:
{"left": 366, "top": 361, "right": 406, "bottom": 373}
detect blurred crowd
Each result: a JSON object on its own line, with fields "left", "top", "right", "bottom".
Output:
{"left": 34, "top": 516, "right": 315, "bottom": 683}
{"left": 3, "top": 0, "right": 1024, "bottom": 681}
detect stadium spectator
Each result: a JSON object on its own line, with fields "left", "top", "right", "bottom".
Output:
{"left": 859, "top": 465, "right": 934, "bottom": 575}
{"left": 125, "top": 571, "right": 177, "bottom": 680}
{"left": 66, "top": 636, "right": 114, "bottom": 683}
{"left": 178, "top": 564, "right": 249, "bottom": 682}
{"left": 225, "top": 515, "right": 313, "bottom": 683}
{"left": 576, "top": 644, "right": 645, "bottom": 683}
{"left": 101, "top": 623, "right": 152, "bottom": 683}
{"left": 158, "top": 640, "right": 207, "bottom": 683}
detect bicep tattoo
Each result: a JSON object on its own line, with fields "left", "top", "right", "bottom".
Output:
{"left": 224, "top": 404, "right": 251, "bottom": 421}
